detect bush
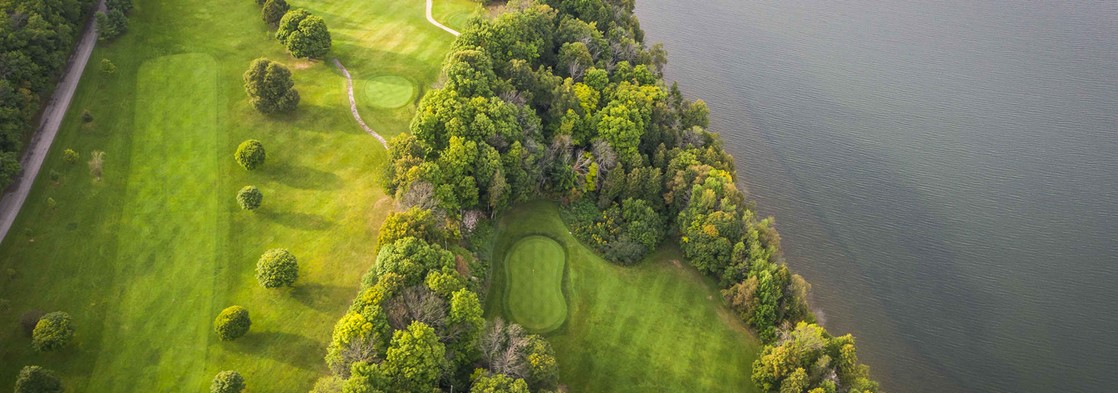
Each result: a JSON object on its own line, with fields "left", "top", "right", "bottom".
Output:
{"left": 14, "top": 365, "right": 63, "bottom": 393}
{"left": 262, "top": 0, "right": 289, "bottom": 26}
{"left": 210, "top": 370, "right": 246, "bottom": 393}
{"left": 31, "top": 312, "right": 74, "bottom": 352}
{"left": 62, "top": 149, "right": 79, "bottom": 164}
{"left": 48, "top": 170, "right": 60, "bottom": 182}
{"left": 256, "top": 248, "right": 298, "bottom": 288}
{"left": 100, "top": 58, "right": 116, "bottom": 74}
{"left": 214, "top": 306, "right": 251, "bottom": 341}
{"left": 243, "top": 58, "right": 299, "bottom": 114}
{"left": 234, "top": 140, "right": 266, "bottom": 170}
{"left": 236, "top": 186, "right": 263, "bottom": 210}
{"left": 81, "top": 110, "right": 93, "bottom": 123}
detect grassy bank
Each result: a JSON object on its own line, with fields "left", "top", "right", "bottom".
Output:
{"left": 0, "top": 0, "right": 478, "bottom": 390}
{"left": 487, "top": 202, "right": 762, "bottom": 392}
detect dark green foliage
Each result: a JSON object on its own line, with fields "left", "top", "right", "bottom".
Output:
{"left": 14, "top": 365, "right": 63, "bottom": 393}
{"left": 31, "top": 312, "right": 74, "bottom": 352}
{"left": 256, "top": 248, "right": 298, "bottom": 288}
{"left": 214, "top": 306, "right": 251, "bottom": 340}
{"left": 261, "top": 0, "right": 289, "bottom": 26}
{"left": 234, "top": 139, "right": 266, "bottom": 170}
{"left": 564, "top": 197, "right": 664, "bottom": 265}
{"left": 106, "top": 0, "right": 133, "bottom": 14}
{"left": 95, "top": 10, "right": 128, "bottom": 41}
{"left": 243, "top": 58, "right": 299, "bottom": 114}
{"left": 210, "top": 370, "right": 246, "bottom": 393}
{"left": 285, "top": 15, "right": 331, "bottom": 58}
{"left": 81, "top": 109, "right": 93, "bottom": 123}
{"left": 0, "top": 151, "right": 20, "bottom": 189}
{"left": 236, "top": 185, "right": 263, "bottom": 210}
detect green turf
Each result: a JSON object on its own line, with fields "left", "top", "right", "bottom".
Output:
{"left": 0, "top": 0, "right": 480, "bottom": 390}
{"left": 504, "top": 235, "right": 567, "bottom": 332}
{"left": 362, "top": 76, "right": 416, "bottom": 109}
{"left": 487, "top": 202, "right": 763, "bottom": 392}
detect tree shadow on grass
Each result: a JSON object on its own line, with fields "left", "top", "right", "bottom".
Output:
{"left": 228, "top": 331, "right": 325, "bottom": 371}
{"left": 292, "top": 283, "right": 355, "bottom": 311}
{"left": 265, "top": 162, "right": 342, "bottom": 190}
{"left": 258, "top": 209, "right": 334, "bottom": 231}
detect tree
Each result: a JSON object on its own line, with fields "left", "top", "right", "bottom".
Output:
{"left": 0, "top": 152, "right": 20, "bottom": 188}
{"left": 210, "top": 371, "right": 246, "bottom": 393}
{"left": 214, "top": 306, "right": 251, "bottom": 341}
{"left": 243, "top": 58, "right": 300, "bottom": 113}
{"left": 523, "top": 335, "right": 559, "bottom": 390}
{"left": 284, "top": 15, "right": 332, "bottom": 59}
{"left": 14, "top": 365, "right": 62, "bottom": 393}
{"left": 447, "top": 289, "right": 485, "bottom": 368}
{"left": 261, "top": 0, "right": 289, "bottom": 27}
{"left": 32, "top": 312, "right": 74, "bottom": 352}
{"left": 471, "top": 373, "right": 529, "bottom": 393}
{"left": 95, "top": 10, "right": 127, "bottom": 41}
{"left": 236, "top": 186, "right": 263, "bottom": 210}
{"left": 275, "top": 9, "right": 310, "bottom": 43}
{"left": 369, "top": 237, "right": 454, "bottom": 286}
{"left": 380, "top": 321, "right": 445, "bottom": 392}
{"left": 234, "top": 139, "right": 266, "bottom": 170}
{"left": 256, "top": 248, "right": 298, "bottom": 288}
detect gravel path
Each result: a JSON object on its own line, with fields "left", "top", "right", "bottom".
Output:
{"left": 0, "top": 0, "right": 106, "bottom": 244}
{"left": 332, "top": 58, "right": 388, "bottom": 149}
{"left": 426, "top": 0, "right": 461, "bottom": 36}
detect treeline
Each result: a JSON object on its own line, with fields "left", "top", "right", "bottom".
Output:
{"left": 335, "top": 0, "right": 881, "bottom": 392}
{"left": 0, "top": 0, "right": 96, "bottom": 188}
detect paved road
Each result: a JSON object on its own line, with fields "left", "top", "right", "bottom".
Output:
{"left": 426, "top": 0, "right": 461, "bottom": 36}
{"left": 0, "top": 0, "right": 106, "bottom": 244}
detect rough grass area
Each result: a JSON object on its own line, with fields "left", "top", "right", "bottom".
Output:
{"left": 504, "top": 235, "right": 567, "bottom": 332}
{"left": 0, "top": 0, "right": 480, "bottom": 390}
{"left": 487, "top": 202, "right": 763, "bottom": 392}
{"left": 362, "top": 76, "right": 416, "bottom": 109}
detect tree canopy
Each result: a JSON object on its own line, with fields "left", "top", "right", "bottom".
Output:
{"left": 243, "top": 58, "right": 300, "bottom": 113}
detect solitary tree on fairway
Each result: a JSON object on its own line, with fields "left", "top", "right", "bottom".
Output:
{"left": 32, "top": 312, "right": 74, "bottom": 352}
{"left": 243, "top": 58, "right": 299, "bottom": 113}
{"left": 234, "top": 140, "right": 266, "bottom": 170}
{"left": 210, "top": 370, "right": 246, "bottom": 393}
{"left": 236, "top": 186, "right": 263, "bottom": 210}
{"left": 214, "top": 306, "right": 251, "bottom": 341}
{"left": 14, "top": 365, "right": 63, "bottom": 393}
{"left": 261, "top": 0, "right": 289, "bottom": 27}
{"left": 256, "top": 248, "right": 298, "bottom": 288}
{"left": 284, "top": 15, "right": 331, "bottom": 58}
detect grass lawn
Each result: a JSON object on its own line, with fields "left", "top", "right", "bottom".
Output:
{"left": 504, "top": 235, "right": 567, "bottom": 332}
{"left": 487, "top": 202, "right": 763, "bottom": 392}
{"left": 0, "top": 0, "right": 479, "bottom": 390}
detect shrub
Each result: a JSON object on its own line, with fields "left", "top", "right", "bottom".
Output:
{"left": 62, "top": 149, "right": 79, "bottom": 164}
{"left": 243, "top": 58, "right": 299, "bottom": 114}
{"left": 99, "top": 58, "right": 116, "bottom": 74}
{"left": 31, "top": 312, "right": 74, "bottom": 352}
{"left": 210, "top": 370, "right": 246, "bottom": 393}
{"left": 48, "top": 170, "right": 60, "bottom": 182}
{"left": 214, "top": 306, "right": 251, "bottom": 341}
{"left": 261, "top": 0, "right": 289, "bottom": 26}
{"left": 81, "top": 110, "right": 93, "bottom": 123}
{"left": 14, "top": 365, "right": 63, "bottom": 393}
{"left": 256, "top": 248, "right": 298, "bottom": 288}
{"left": 234, "top": 140, "right": 266, "bottom": 170}
{"left": 236, "top": 186, "right": 263, "bottom": 210}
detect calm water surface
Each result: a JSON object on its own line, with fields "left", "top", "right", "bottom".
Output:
{"left": 634, "top": 1, "right": 1118, "bottom": 391}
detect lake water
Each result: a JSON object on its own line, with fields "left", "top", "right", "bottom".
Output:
{"left": 634, "top": 1, "right": 1118, "bottom": 391}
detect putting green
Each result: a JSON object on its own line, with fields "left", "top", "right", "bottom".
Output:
{"left": 505, "top": 235, "right": 567, "bottom": 332}
{"left": 362, "top": 75, "right": 415, "bottom": 109}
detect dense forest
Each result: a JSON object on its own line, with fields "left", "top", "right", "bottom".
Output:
{"left": 0, "top": 0, "right": 96, "bottom": 187}
{"left": 324, "top": 0, "right": 881, "bottom": 392}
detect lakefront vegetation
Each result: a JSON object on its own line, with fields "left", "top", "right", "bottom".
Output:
{"left": 0, "top": 0, "right": 880, "bottom": 391}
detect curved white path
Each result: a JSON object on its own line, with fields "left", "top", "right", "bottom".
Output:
{"left": 332, "top": 59, "right": 388, "bottom": 149}
{"left": 426, "top": 0, "right": 461, "bottom": 36}
{"left": 0, "top": 0, "right": 106, "bottom": 244}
